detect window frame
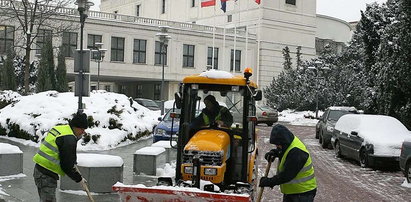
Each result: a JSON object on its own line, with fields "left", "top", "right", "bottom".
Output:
{"left": 136, "top": 4, "right": 141, "bottom": 16}
{"left": 207, "top": 47, "right": 219, "bottom": 69}
{"left": 133, "top": 39, "right": 147, "bottom": 64}
{"left": 183, "top": 44, "right": 195, "bottom": 67}
{"left": 161, "top": 0, "right": 166, "bottom": 14}
{"left": 62, "top": 32, "right": 78, "bottom": 57}
{"left": 155, "top": 41, "right": 167, "bottom": 65}
{"left": 111, "top": 36, "right": 125, "bottom": 62}
{"left": 154, "top": 84, "right": 161, "bottom": 100}
{"left": 286, "top": 0, "right": 296, "bottom": 6}
{"left": 87, "top": 34, "right": 102, "bottom": 60}
{"left": 0, "top": 25, "right": 14, "bottom": 55}
{"left": 36, "top": 29, "right": 52, "bottom": 55}
{"left": 230, "top": 49, "right": 241, "bottom": 72}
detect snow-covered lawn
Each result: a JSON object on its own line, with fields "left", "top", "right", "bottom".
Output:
{"left": 278, "top": 109, "right": 323, "bottom": 126}
{"left": 0, "top": 90, "right": 159, "bottom": 150}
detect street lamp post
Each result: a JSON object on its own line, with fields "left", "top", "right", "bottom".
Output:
{"left": 308, "top": 61, "right": 329, "bottom": 119}
{"left": 91, "top": 42, "right": 106, "bottom": 90}
{"left": 156, "top": 26, "right": 171, "bottom": 115}
{"left": 76, "top": 0, "right": 94, "bottom": 114}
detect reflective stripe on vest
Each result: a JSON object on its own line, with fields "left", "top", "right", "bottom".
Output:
{"left": 203, "top": 107, "right": 225, "bottom": 125}
{"left": 278, "top": 136, "right": 317, "bottom": 194}
{"left": 33, "top": 125, "right": 75, "bottom": 176}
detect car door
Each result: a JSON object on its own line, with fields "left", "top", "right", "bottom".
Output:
{"left": 320, "top": 109, "right": 330, "bottom": 135}
{"left": 345, "top": 131, "right": 364, "bottom": 161}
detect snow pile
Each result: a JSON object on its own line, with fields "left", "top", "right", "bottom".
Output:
{"left": 156, "top": 162, "right": 176, "bottom": 177}
{"left": 0, "top": 143, "right": 22, "bottom": 154}
{"left": 199, "top": 69, "right": 234, "bottom": 79}
{"left": 401, "top": 179, "right": 411, "bottom": 188}
{"left": 135, "top": 146, "right": 165, "bottom": 155}
{"left": 0, "top": 91, "right": 21, "bottom": 104}
{"left": 0, "top": 91, "right": 159, "bottom": 150}
{"left": 279, "top": 109, "right": 323, "bottom": 126}
{"left": 77, "top": 153, "right": 123, "bottom": 167}
{"left": 335, "top": 114, "right": 411, "bottom": 156}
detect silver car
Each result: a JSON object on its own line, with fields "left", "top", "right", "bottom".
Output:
{"left": 256, "top": 105, "right": 278, "bottom": 126}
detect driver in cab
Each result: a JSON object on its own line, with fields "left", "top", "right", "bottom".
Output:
{"left": 191, "top": 95, "right": 233, "bottom": 129}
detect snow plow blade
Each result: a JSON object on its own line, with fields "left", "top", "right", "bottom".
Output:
{"left": 113, "top": 184, "right": 251, "bottom": 202}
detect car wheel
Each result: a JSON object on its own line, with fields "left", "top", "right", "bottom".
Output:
{"left": 406, "top": 161, "right": 411, "bottom": 183}
{"left": 319, "top": 131, "right": 323, "bottom": 144}
{"left": 360, "top": 148, "right": 369, "bottom": 168}
{"left": 267, "top": 122, "right": 273, "bottom": 127}
{"left": 320, "top": 132, "right": 328, "bottom": 149}
{"left": 334, "top": 141, "right": 342, "bottom": 158}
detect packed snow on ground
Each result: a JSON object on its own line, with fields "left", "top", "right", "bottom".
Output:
{"left": 278, "top": 109, "right": 323, "bottom": 126}
{"left": 0, "top": 91, "right": 159, "bottom": 150}
{"left": 0, "top": 143, "right": 22, "bottom": 154}
{"left": 0, "top": 173, "right": 26, "bottom": 196}
{"left": 77, "top": 153, "right": 123, "bottom": 167}
{"left": 401, "top": 180, "right": 411, "bottom": 188}
{"left": 135, "top": 146, "right": 165, "bottom": 155}
{"left": 152, "top": 140, "right": 177, "bottom": 149}
{"left": 335, "top": 114, "right": 411, "bottom": 156}
{"left": 199, "top": 69, "right": 234, "bottom": 79}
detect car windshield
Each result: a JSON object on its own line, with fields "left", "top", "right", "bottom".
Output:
{"left": 140, "top": 100, "right": 159, "bottom": 107}
{"left": 328, "top": 110, "right": 357, "bottom": 121}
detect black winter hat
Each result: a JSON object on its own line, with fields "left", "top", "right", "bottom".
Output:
{"left": 70, "top": 113, "right": 88, "bottom": 129}
{"left": 269, "top": 124, "right": 294, "bottom": 146}
{"left": 204, "top": 95, "right": 219, "bottom": 106}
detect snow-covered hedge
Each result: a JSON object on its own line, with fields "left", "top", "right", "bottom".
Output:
{"left": 0, "top": 91, "right": 159, "bottom": 150}
{"left": 0, "top": 90, "right": 21, "bottom": 109}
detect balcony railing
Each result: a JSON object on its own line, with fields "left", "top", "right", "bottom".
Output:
{"left": 0, "top": 0, "right": 254, "bottom": 38}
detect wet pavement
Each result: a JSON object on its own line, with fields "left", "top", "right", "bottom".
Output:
{"left": 0, "top": 136, "right": 157, "bottom": 202}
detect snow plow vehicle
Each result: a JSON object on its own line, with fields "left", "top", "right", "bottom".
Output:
{"left": 113, "top": 68, "right": 262, "bottom": 201}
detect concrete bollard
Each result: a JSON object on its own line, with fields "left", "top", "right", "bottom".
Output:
{"left": 151, "top": 141, "right": 177, "bottom": 163}
{"left": 134, "top": 146, "right": 166, "bottom": 175}
{"left": 0, "top": 143, "right": 23, "bottom": 176}
{"left": 60, "top": 153, "right": 124, "bottom": 193}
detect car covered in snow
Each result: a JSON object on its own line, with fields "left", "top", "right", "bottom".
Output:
{"left": 316, "top": 106, "right": 359, "bottom": 148}
{"left": 256, "top": 105, "right": 278, "bottom": 126}
{"left": 332, "top": 114, "right": 411, "bottom": 168}
{"left": 135, "top": 98, "right": 160, "bottom": 111}
{"left": 400, "top": 140, "right": 411, "bottom": 183}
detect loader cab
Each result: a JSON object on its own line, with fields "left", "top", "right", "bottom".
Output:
{"left": 173, "top": 69, "right": 261, "bottom": 191}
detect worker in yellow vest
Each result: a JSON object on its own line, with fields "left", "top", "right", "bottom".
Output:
{"left": 33, "top": 113, "right": 88, "bottom": 202}
{"left": 259, "top": 124, "right": 317, "bottom": 202}
{"left": 191, "top": 95, "right": 233, "bottom": 129}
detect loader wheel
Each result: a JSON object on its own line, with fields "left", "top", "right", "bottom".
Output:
{"left": 405, "top": 161, "right": 411, "bottom": 183}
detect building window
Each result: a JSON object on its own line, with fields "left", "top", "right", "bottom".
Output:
{"left": 227, "top": 15, "right": 232, "bottom": 22}
{"left": 136, "top": 5, "right": 141, "bottom": 16}
{"left": 133, "top": 39, "right": 146, "bottom": 64}
{"left": 62, "top": 32, "right": 77, "bottom": 57}
{"left": 136, "top": 84, "right": 143, "bottom": 98}
{"left": 207, "top": 47, "right": 218, "bottom": 69}
{"left": 36, "top": 29, "right": 52, "bottom": 55}
{"left": 87, "top": 34, "right": 102, "bottom": 60}
{"left": 105, "top": 85, "right": 111, "bottom": 92}
{"left": 0, "top": 25, "right": 14, "bottom": 55}
{"left": 111, "top": 37, "right": 125, "bottom": 62}
{"left": 183, "top": 44, "right": 195, "bottom": 67}
{"left": 191, "top": 0, "right": 196, "bottom": 7}
{"left": 154, "top": 84, "right": 161, "bottom": 100}
{"left": 230, "top": 49, "right": 241, "bottom": 72}
{"left": 161, "top": 0, "right": 166, "bottom": 14}
{"left": 286, "top": 0, "right": 296, "bottom": 5}
{"left": 155, "top": 41, "right": 167, "bottom": 65}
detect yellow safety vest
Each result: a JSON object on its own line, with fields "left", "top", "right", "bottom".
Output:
{"left": 203, "top": 107, "right": 226, "bottom": 125}
{"left": 33, "top": 125, "right": 75, "bottom": 176}
{"left": 278, "top": 136, "right": 317, "bottom": 194}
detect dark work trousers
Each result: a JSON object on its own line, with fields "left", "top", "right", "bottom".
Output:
{"left": 33, "top": 166, "right": 57, "bottom": 202}
{"left": 283, "top": 192, "right": 316, "bottom": 202}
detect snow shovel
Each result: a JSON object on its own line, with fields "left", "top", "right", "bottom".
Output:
{"left": 256, "top": 158, "right": 274, "bottom": 202}
{"left": 75, "top": 166, "right": 95, "bottom": 202}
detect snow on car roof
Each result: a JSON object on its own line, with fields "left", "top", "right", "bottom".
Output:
{"left": 199, "top": 69, "right": 234, "bottom": 79}
{"left": 335, "top": 114, "right": 410, "bottom": 146}
{"left": 328, "top": 106, "right": 357, "bottom": 111}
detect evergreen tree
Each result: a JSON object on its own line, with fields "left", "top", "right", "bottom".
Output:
{"left": 282, "top": 46, "right": 292, "bottom": 70}
{"left": 43, "top": 37, "right": 56, "bottom": 89}
{"left": 36, "top": 43, "right": 52, "bottom": 92}
{"left": 2, "top": 47, "right": 17, "bottom": 90}
{"left": 296, "top": 46, "right": 302, "bottom": 70}
{"left": 55, "top": 46, "right": 68, "bottom": 92}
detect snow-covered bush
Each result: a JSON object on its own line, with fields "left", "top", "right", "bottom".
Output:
{"left": 0, "top": 91, "right": 159, "bottom": 150}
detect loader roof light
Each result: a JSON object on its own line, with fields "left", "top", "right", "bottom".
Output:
{"left": 244, "top": 67, "right": 253, "bottom": 74}
{"left": 244, "top": 67, "right": 253, "bottom": 83}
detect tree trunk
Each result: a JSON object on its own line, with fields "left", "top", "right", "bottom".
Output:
{"left": 24, "top": 34, "right": 31, "bottom": 94}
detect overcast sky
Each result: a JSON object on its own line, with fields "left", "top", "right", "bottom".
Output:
{"left": 89, "top": 0, "right": 387, "bottom": 22}
{"left": 317, "top": 0, "right": 387, "bottom": 22}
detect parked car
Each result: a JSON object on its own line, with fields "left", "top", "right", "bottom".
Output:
{"left": 315, "top": 106, "right": 359, "bottom": 148}
{"left": 332, "top": 114, "right": 410, "bottom": 169}
{"left": 256, "top": 105, "right": 278, "bottom": 126}
{"left": 153, "top": 109, "right": 180, "bottom": 143}
{"left": 400, "top": 140, "right": 411, "bottom": 183}
{"left": 135, "top": 98, "right": 160, "bottom": 111}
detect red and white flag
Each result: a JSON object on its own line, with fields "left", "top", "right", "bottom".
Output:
{"left": 255, "top": 0, "right": 261, "bottom": 4}
{"left": 201, "top": 0, "right": 216, "bottom": 7}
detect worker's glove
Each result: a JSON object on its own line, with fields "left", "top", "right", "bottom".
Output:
{"left": 264, "top": 149, "right": 279, "bottom": 162}
{"left": 259, "top": 177, "right": 274, "bottom": 188}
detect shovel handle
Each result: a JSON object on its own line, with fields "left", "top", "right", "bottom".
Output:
{"left": 75, "top": 166, "right": 95, "bottom": 202}
{"left": 256, "top": 160, "right": 273, "bottom": 202}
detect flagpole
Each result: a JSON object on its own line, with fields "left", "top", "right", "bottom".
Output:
{"left": 233, "top": 0, "right": 237, "bottom": 72}
{"left": 256, "top": 0, "right": 262, "bottom": 86}
{"left": 245, "top": 0, "right": 249, "bottom": 68}
{"left": 212, "top": 3, "right": 216, "bottom": 69}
